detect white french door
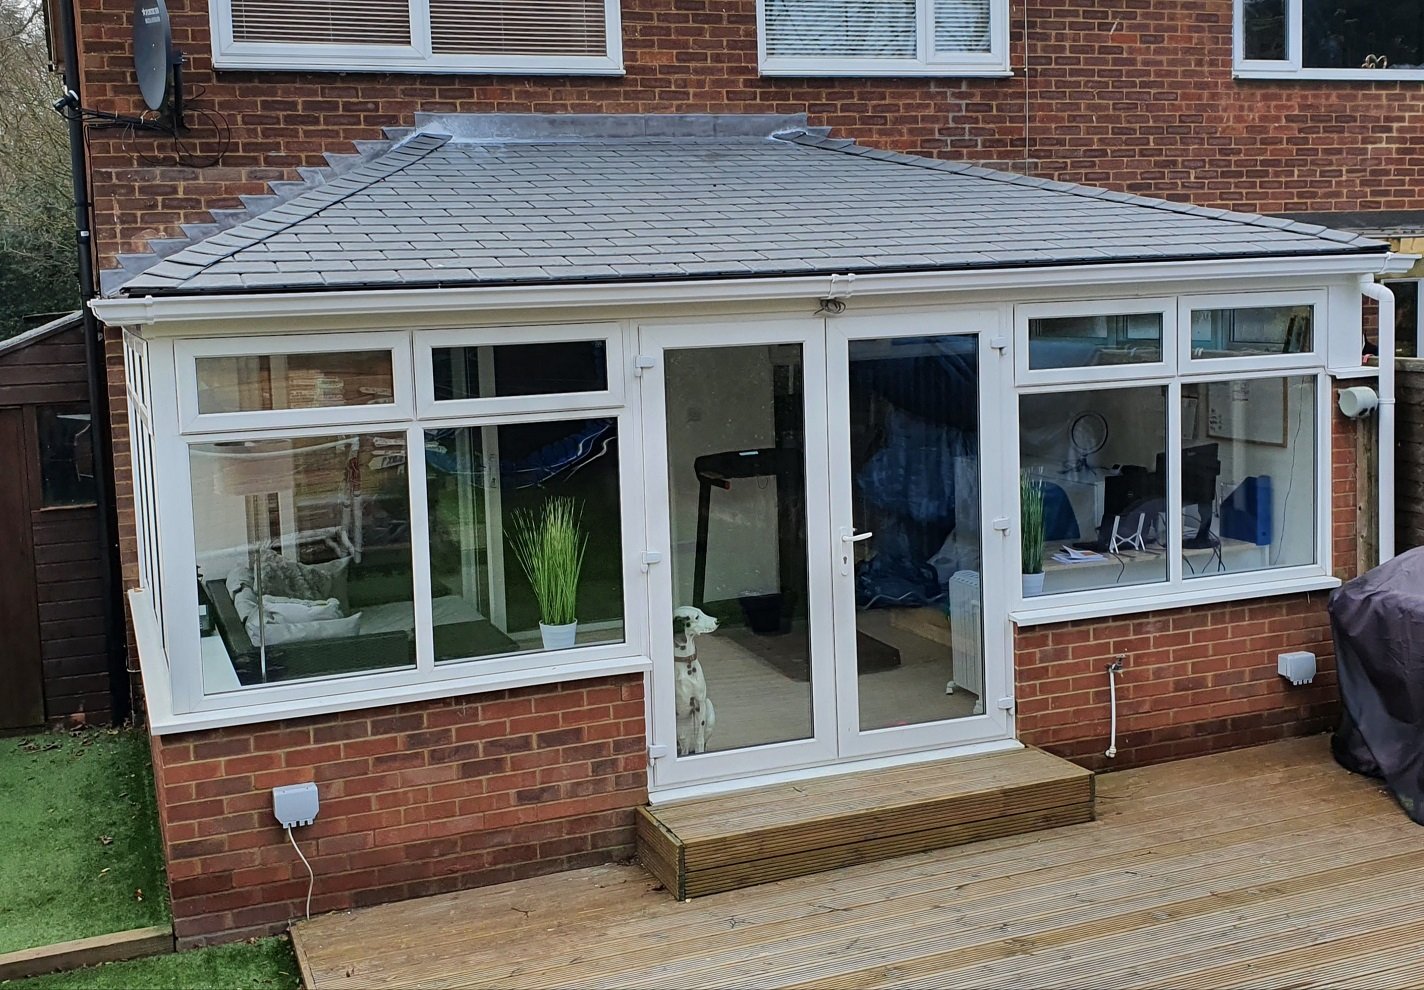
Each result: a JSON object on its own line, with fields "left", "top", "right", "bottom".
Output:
{"left": 641, "top": 310, "right": 1011, "bottom": 791}
{"left": 640, "top": 318, "right": 840, "bottom": 788}
{"left": 826, "top": 310, "right": 1014, "bottom": 761}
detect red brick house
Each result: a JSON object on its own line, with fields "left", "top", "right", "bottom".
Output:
{"left": 58, "top": 0, "right": 1419, "bottom": 946}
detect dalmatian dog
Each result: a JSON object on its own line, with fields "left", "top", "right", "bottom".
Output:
{"left": 673, "top": 605, "right": 719, "bottom": 756}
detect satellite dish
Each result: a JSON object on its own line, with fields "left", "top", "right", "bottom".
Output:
{"left": 132, "top": 0, "right": 173, "bottom": 112}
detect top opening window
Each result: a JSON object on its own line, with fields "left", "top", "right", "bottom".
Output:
{"left": 1237, "top": 0, "right": 1424, "bottom": 78}
{"left": 211, "top": 0, "right": 623, "bottom": 75}
{"left": 1189, "top": 305, "right": 1314, "bottom": 360}
{"left": 759, "top": 0, "right": 1009, "bottom": 76}
{"left": 1016, "top": 298, "right": 1175, "bottom": 384}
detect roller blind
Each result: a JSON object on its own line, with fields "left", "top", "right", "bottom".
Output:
{"left": 763, "top": 0, "right": 917, "bottom": 59}
{"left": 430, "top": 0, "right": 608, "bottom": 56}
{"left": 932, "top": 0, "right": 990, "bottom": 53}
{"left": 229, "top": 0, "right": 413, "bottom": 45}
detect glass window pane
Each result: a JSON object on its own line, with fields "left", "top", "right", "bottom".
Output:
{"left": 1027, "top": 313, "right": 1163, "bottom": 370}
{"left": 1391, "top": 281, "right": 1419, "bottom": 358}
{"left": 663, "top": 343, "right": 814, "bottom": 754}
{"left": 425, "top": 418, "right": 624, "bottom": 662}
{"left": 1181, "top": 376, "right": 1317, "bottom": 577}
{"left": 933, "top": 0, "right": 991, "bottom": 54}
{"left": 1243, "top": 0, "right": 1287, "bottom": 60}
{"left": 763, "top": 0, "right": 917, "bottom": 59}
{"left": 431, "top": 341, "right": 608, "bottom": 401}
{"left": 1303, "top": 0, "right": 1424, "bottom": 69}
{"left": 196, "top": 351, "right": 394, "bottom": 414}
{"left": 191, "top": 432, "right": 415, "bottom": 691}
{"left": 1019, "top": 386, "right": 1170, "bottom": 597}
{"left": 847, "top": 334, "right": 983, "bottom": 730}
{"left": 36, "top": 406, "right": 97, "bottom": 507}
{"left": 1189, "top": 305, "right": 1313, "bottom": 358}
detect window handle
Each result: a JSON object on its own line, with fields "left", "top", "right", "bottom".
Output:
{"left": 842, "top": 529, "right": 874, "bottom": 543}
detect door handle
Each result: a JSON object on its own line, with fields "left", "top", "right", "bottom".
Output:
{"left": 839, "top": 528, "right": 872, "bottom": 575}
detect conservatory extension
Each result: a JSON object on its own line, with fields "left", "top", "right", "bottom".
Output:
{"left": 95, "top": 114, "right": 1406, "bottom": 797}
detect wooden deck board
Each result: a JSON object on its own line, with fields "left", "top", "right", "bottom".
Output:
{"left": 294, "top": 735, "right": 1424, "bottom": 990}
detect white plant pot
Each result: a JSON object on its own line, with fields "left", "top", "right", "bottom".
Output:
{"left": 539, "top": 621, "right": 578, "bottom": 650}
{"left": 1022, "top": 572, "right": 1046, "bottom": 597}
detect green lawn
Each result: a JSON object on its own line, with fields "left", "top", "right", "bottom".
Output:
{"left": 4, "top": 938, "right": 300, "bottom": 990}
{"left": 0, "top": 729, "right": 168, "bottom": 953}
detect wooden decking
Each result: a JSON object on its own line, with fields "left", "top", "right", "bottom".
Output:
{"left": 293, "top": 735, "right": 1424, "bottom": 990}
{"left": 637, "top": 747, "right": 1094, "bottom": 899}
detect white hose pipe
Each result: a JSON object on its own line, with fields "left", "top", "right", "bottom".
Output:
{"left": 1105, "top": 659, "right": 1123, "bottom": 759}
{"left": 1361, "top": 276, "right": 1396, "bottom": 564}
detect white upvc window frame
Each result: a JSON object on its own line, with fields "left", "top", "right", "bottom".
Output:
{"left": 415, "top": 322, "right": 625, "bottom": 419}
{"left": 1233, "top": 0, "right": 1424, "bottom": 81}
{"left": 209, "top": 0, "right": 625, "bottom": 76}
{"left": 757, "top": 0, "right": 1011, "bottom": 77}
{"left": 153, "top": 323, "right": 648, "bottom": 718}
{"left": 1014, "top": 296, "right": 1177, "bottom": 386}
{"left": 1010, "top": 290, "right": 1334, "bottom": 624}
{"left": 1179, "top": 288, "right": 1327, "bottom": 376}
{"left": 175, "top": 330, "right": 414, "bottom": 434}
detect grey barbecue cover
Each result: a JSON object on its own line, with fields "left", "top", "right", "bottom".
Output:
{"left": 1330, "top": 547, "right": 1424, "bottom": 824}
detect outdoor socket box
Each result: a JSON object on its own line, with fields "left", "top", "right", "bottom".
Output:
{"left": 273, "top": 782, "right": 319, "bottom": 828}
{"left": 1278, "top": 651, "right": 1317, "bottom": 687}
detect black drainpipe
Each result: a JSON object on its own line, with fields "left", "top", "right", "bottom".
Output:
{"left": 57, "top": 0, "right": 131, "bottom": 726}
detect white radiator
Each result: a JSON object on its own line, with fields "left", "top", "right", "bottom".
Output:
{"left": 947, "top": 570, "right": 985, "bottom": 714}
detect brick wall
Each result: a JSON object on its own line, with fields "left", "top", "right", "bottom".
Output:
{"left": 74, "top": 0, "right": 1424, "bottom": 267}
{"left": 1015, "top": 399, "right": 1366, "bottom": 770}
{"left": 151, "top": 676, "right": 646, "bottom": 947}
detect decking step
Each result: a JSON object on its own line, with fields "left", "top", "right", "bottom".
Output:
{"left": 636, "top": 746, "right": 1094, "bottom": 900}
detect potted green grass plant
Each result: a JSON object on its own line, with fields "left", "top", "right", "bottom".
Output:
{"left": 1021, "top": 472, "right": 1047, "bottom": 597}
{"left": 509, "top": 496, "right": 588, "bottom": 649}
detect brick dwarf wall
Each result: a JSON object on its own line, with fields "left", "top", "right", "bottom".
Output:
{"left": 151, "top": 676, "right": 646, "bottom": 947}
{"left": 1015, "top": 399, "right": 1365, "bottom": 770}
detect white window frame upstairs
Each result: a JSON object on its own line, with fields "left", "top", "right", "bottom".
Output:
{"left": 209, "top": 0, "right": 625, "bottom": 75}
{"left": 1234, "top": 0, "right": 1424, "bottom": 81}
{"left": 758, "top": 0, "right": 1011, "bottom": 77}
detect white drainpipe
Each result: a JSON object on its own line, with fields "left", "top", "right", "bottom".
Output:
{"left": 1361, "top": 274, "right": 1396, "bottom": 564}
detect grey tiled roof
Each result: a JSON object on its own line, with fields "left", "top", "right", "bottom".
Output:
{"left": 120, "top": 115, "right": 1386, "bottom": 296}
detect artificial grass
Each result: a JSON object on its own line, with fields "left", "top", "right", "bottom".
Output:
{"left": 4, "top": 937, "right": 301, "bottom": 990}
{"left": 0, "top": 728, "right": 168, "bottom": 954}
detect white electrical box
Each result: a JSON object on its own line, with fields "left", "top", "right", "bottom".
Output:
{"left": 273, "top": 782, "right": 319, "bottom": 828}
{"left": 1278, "top": 651, "right": 1317, "bottom": 686}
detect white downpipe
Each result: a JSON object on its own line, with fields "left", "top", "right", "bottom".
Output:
{"left": 1362, "top": 274, "right": 1397, "bottom": 564}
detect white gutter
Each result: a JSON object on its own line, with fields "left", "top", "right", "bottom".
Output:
{"left": 1362, "top": 273, "right": 1397, "bottom": 564}
{"left": 92, "top": 252, "right": 1417, "bottom": 327}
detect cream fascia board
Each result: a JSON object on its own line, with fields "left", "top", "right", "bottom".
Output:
{"left": 91, "top": 254, "right": 1413, "bottom": 329}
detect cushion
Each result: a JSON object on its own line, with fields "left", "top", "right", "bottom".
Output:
{"left": 261, "top": 595, "right": 344, "bottom": 624}
{"left": 255, "top": 551, "right": 351, "bottom": 609}
{"left": 259, "top": 612, "right": 362, "bottom": 646}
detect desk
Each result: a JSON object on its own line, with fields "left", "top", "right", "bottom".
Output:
{"left": 1038, "top": 537, "right": 1270, "bottom": 594}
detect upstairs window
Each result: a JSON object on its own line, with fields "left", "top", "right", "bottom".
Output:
{"left": 1236, "top": 0, "right": 1424, "bottom": 79}
{"left": 212, "top": 0, "right": 623, "bottom": 74}
{"left": 759, "top": 0, "right": 1009, "bottom": 76}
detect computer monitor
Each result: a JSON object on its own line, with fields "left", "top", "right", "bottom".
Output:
{"left": 1156, "top": 444, "right": 1221, "bottom": 547}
